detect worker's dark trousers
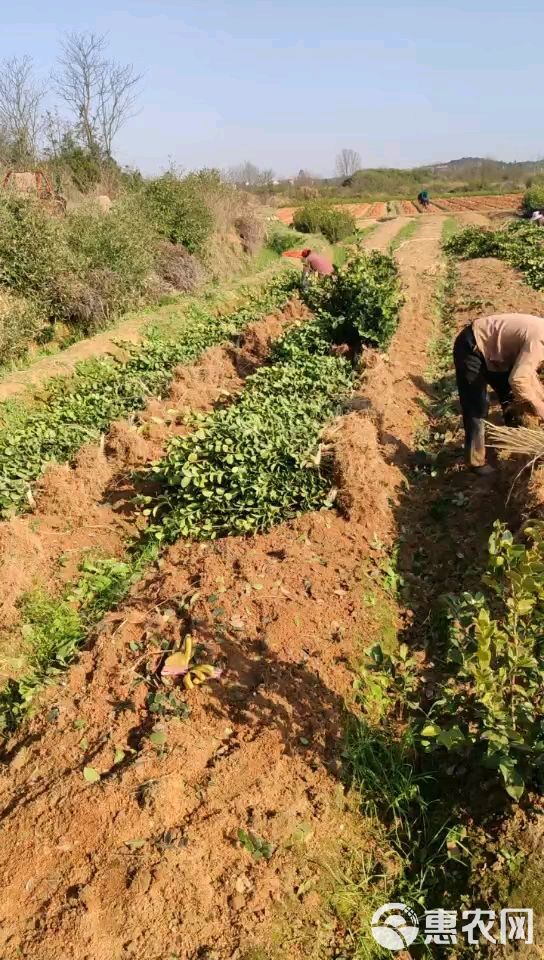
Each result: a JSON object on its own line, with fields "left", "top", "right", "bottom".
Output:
{"left": 453, "top": 325, "right": 515, "bottom": 466}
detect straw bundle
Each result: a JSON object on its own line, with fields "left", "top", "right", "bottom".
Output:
{"left": 485, "top": 422, "right": 544, "bottom": 460}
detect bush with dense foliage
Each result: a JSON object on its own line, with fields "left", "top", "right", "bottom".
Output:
{"left": 293, "top": 201, "right": 355, "bottom": 242}
{"left": 0, "top": 289, "right": 43, "bottom": 366}
{"left": 65, "top": 198, "right": 155, "bottom": 326}
{"left": 0, "top": 195, "right": 77, "bottom": 321}
{"left": 306, "top": 249, "right": 403, "bottom": 349}
{"left": 419, "top": 522, "right": 544, "bottom": 800}
{"left": 266, "top": 229, "right": 306, "bottom": 255}
{"left": 143, "top": 174, "right": 214, "bottom": 253}
{"left": 0, "top": 194, "right": 156, "bottom": 336}
{"left": 522, "top": 184, "right": 544, "bottom": 216}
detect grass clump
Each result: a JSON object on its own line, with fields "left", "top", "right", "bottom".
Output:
{"left": 388, "top": 218, "right": 420, "bottom": 253}
{"left": 0, "top": 551, "right": 149, "bottom": 735}
{"left": 0, "top": 591, "right": 85, "bottom": 734}
{"left": 293, "top": 201, "right": 356, "bottom": 243}
{"left": 154, "top": 241, "right": 205, "bottom": 293}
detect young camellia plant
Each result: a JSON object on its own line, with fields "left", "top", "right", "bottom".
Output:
{"left": 304, "top": 248, "right": 403, "bottom": 349}
{"left": 444, "top": 220, "right": 544, "bottom": 290}
{"left": 0, "top": 272, "right": 298, "bottom": 518}
{"left": 420, "top": 521, "right": 544, "bottom": 800}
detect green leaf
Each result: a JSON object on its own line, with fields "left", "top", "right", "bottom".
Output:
{"left": 149, "top": 730, "right": 167, "bottom": 747}
{"left": 83, "top": 766, "right": 101, "bottom": 784}
{"left": 421, "top": 724, "right": 442, "bottom": 738}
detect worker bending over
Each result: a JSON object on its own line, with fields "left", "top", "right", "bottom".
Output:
{"left": 454, "top": 313, "right": 544, "bottom": 474}
{"left": 301, "top": 248, "right": 334, "bottom": 280}
{"left": 417, "top": 190, "right": 430, "bottom": 209}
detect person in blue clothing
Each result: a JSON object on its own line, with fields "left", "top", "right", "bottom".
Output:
{"left": 417, "top": 190, "right": 430, "bottom": 209}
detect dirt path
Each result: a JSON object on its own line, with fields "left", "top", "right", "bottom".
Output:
{"left": 361, "top": 215, "right": 412, "bottom": 252}
{"left": 0, "top": 265, "right": 287, "bottom": 404}
{"left": 0, "top": 220, "right": 447, "bottom": 959}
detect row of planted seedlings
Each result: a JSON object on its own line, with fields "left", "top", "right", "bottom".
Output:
{"left": 0, "top": 249, "right": 403, "bottom": 735}
{"left": 0, "top": 271, "right": 299, "bottom": 519}
{"left": 339, "top": 248, "right": 544, "bottom": 957}
{"left": 444, "top": 218, "right": 544, "bottom": 290}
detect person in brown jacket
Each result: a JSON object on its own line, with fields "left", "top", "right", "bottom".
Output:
{"left": 453, "top": 313, "right": 544, "bottom": 474}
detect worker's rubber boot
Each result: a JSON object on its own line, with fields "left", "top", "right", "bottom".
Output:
{"left": 466, "top": 418, "right": 491, "bottom": 473}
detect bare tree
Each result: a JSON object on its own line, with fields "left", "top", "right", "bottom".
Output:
{"left": 54, "top": 31, "right": 140, "bottom": 158}
{"left": 0, "top": 55, "right": 44, "bottom": 164}
{"left": 336, "top": 148, "right": 361, "bottom": 179}
{"left": 97, "top": 60, "right": 140, "bottom": 156}
{"left": 226, "top": 161, "right": 275, "bottom": 188}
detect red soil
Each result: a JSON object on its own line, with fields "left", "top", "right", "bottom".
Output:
{"left": 0, "top": 301, "right": 307, "bottom": 648}
{"left": 0, "top": 225, "right": 445, "bottom": 959}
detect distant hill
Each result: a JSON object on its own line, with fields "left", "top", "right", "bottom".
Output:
{"left": 424, "top": 157, "right": 544, "bottom": 175}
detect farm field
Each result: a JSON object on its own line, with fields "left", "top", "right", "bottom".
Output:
{"left": 275, "top": 193, "right": 522, "bottom": 225}
{"left": 1, "top": 208, "right": 544, "bottom": 960}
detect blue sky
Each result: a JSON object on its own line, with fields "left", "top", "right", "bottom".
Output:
{"left": 1, "top": 0, "right": 543, "bottom": 176}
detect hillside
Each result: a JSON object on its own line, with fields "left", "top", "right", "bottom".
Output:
{"left": 426, "top": 156, "right": 544, "bottom": 175}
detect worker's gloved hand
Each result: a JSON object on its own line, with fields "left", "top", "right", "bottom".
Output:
{"left": 331, "top": 343, "right": 350, "bottom": 357}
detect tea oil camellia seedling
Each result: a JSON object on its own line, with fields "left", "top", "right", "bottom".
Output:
{"left": 0, "top": 273, "right": 298, "bottom": 518}
{"left": 147, "top": 251, "right": 402, "bottom": 542}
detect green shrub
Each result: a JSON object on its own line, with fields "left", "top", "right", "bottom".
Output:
{"left": 63, "top": 147, "right": 102, "bottom": 193}
{"left": 306, "top": 250, "right": 403, "bottom": 349}
{"left": 0, "top": 195, "right": 77, "bottom": 320}
{"left": 293, "top": 201, "right": 355, "bottom": 242}
{"left": 0, "top": 289, "right": 43, "bottom": 366}
{"left": 443, "top": 225, "right": 503, "bottom": 259}
{"left": 522, "top": 185, "right": 544, "bottom": 216}
{"left": 266, "top": 229, "right": 306, "bottom": 254}
{"left": 143, "top": 174, "right": 214, "bottom": 253}
{"left": 65, "top": 198, "right": 155, "bottom": 322}
{"left": 419, "top": 521, "right": 544, "bottom": 800}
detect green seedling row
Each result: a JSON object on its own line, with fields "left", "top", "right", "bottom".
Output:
{"left": 0, "top": 251, "right": 402, "bottom": 734}
{"left": 0, "top": 272, "right": 298, "bottom": 518}
{"left": 444, "top": 220, "right": 544, "bottom": 290}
